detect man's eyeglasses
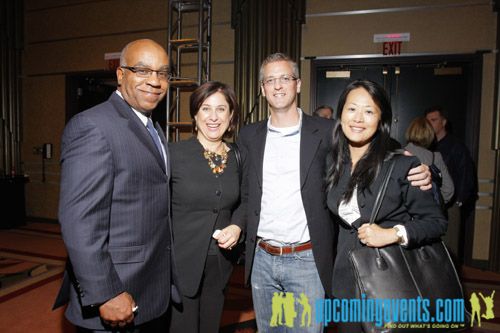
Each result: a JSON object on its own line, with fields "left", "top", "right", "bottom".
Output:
{"left": 261, "top": 75, "right": 298, "bottom": 86}
{"left": 121, "top": 66, "right": 171, "bottom": 81}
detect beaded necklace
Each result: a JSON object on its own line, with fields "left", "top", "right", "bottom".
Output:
{"left": 203, "top": 148, "right": 228, "bottom": 175}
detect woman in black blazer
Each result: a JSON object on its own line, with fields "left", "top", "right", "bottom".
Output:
{"left": 326, "top": 80, "right": 448, "bottom": 333}
{"left": 168, "top": 81, "right": 242, "bottom": 333}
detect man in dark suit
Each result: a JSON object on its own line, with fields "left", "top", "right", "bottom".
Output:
{"left": 426, "top": 106, "right": 478, "bottom": 264}
{"left": 55, "top": 39, "right": 177, "bottom": 332}
{"left": 233, "top": 53, "right": 432, "bottom": 332}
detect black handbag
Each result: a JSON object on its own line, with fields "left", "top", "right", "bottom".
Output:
{"left": 349, "top": 160, "right": 468, "bottom": 333}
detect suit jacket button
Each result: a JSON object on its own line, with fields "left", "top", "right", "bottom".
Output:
{"left": 254, "top": 210, "right": 259, "bottom": 216}
{"left": 215, "top": 190, "right": 221, "bottom": 196}
{"left": 213, "top": 208, "right": 218, "bottom": 214}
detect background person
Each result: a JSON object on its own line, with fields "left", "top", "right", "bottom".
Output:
{"left": 405, "top": 116, "right": 454, "bottom": 205}
{"left": 168, "top": 81, "right": 242, "bottom": 333}
{"left": 425, "top": 106, "right": 478, "bottom": 264}
{"left": 326, "top": 80, "right": 447, "bottom": 333}
{"left": 313, "top": 104, "right": 334, "bottom": 119}
{"left": 55, "top": 39, "right": 178, "bottom": 332}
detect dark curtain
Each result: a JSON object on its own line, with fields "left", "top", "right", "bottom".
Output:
{"left": 231, "top": 0, "right": 305, "bottom": 126}
{"left": 0, "top": 0, "right": 23, "bottom": 176}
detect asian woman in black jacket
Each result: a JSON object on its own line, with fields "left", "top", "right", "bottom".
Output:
{"left": 326, "top": 80, "right": 448, "bottom": 332}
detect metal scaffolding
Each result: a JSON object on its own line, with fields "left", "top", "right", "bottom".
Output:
{"left": 166, "top": 0, "right": 212, "bottom": 141}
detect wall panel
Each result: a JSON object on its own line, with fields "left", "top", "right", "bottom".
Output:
{"left": 302, "top": 6, "right": 495, "bottom": 57}
{"left": 25, "top": 0, "right": 167, "bottom": 43}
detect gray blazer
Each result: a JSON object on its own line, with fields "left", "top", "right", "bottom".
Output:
{"left": 405, "top": 142, "right": 455, "bottom": 203}
{"left": 55, "top": 92, "right": 177, "bottom": 329}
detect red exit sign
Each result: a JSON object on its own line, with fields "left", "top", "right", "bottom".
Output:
{"left": 383, "top": 41, "right": 402, "bottom": 55}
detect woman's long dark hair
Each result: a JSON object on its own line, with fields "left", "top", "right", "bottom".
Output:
{"left": 326, "top": 79, "right": 395, "bottom": 202}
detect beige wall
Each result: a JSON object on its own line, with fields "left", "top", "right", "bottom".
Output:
{"left": 300, "top": 0, "right": 495, "bottom": 111}
{"left": 22, "top": 0, "right": 497, "bottom": 262}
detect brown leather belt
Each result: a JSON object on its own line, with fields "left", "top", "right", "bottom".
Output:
{"left": 258, "top": 239, "right": 312, "bottom": 256}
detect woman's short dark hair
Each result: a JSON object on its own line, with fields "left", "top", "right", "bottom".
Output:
{"left": 327, "top": 79, "right": 395, "bottom": 201}
{"left": 189, "top": 81, "right": 240, "bottom": 138}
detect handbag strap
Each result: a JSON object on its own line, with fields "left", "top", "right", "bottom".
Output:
{"left": 369, "top": 160, "right": 396, "bottom": 225}
{"left": 228, "top": 142, "right": 242, "bottom": 184}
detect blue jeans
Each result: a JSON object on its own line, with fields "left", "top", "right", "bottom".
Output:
{"left": 251, "top": 244, "right": 325, "bottom": 332}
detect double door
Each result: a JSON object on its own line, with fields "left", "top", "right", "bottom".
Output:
{"left": 312, "top": 54, "right": 481, "bottom": 156}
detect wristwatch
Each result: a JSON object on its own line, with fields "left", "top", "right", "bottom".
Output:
{"left": 393, "top": 225, "right": 404, "bottom": 245}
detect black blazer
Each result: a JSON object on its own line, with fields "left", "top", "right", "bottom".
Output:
{"left": 56, "top": 93, "right": 176, "bottom": 329}
{"left": 327, "top": 154, "right": 448, "bottom": 298}
{"left": 232, "top": 114, "right": 336, "bottom": 296}
{"left": 169, "top": 137, "right": 240, "bottom": 297}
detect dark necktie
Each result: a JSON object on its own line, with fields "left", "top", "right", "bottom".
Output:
{"left": 146, "top": 118, "right": 164, "bottom": 160}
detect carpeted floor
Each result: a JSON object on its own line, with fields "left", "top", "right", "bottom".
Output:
{"left": 1, "top": 222, "right": 499, "bottom": 332}
{"left": 0, "top": 222, "right": 257, "bottom": 333}
{"left": 0, "top": 223, "right": 72, "bottom": 332}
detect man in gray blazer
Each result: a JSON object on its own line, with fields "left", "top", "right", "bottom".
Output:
{"left": 55, "top": 39, "right": 178, "bottom": 332}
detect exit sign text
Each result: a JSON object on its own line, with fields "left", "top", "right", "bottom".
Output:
{"left": 383, "top": 41, "right": 402, "bottom": 55}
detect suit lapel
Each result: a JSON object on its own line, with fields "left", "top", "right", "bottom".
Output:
{"left": 300, "top": 115, "right": 322, "bottom": 188}
{"left": 249, "top": 121, "right": 268, "bottom": 187}
{"left": 109, "top": 93, "right": 167, "bottom": 174}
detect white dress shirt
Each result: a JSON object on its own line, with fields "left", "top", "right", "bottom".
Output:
{"left": 338, "top": 186, "right": 408, "bottom": 246}
{"left": 338, "top": 187, "right": 361, "bottom": 225}
{"left": 257, "top": 108, "right": 310, "bottom": 245}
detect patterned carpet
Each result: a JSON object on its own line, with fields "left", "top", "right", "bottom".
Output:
{"left": 0, "top": 225, "right": 67, "bottom": 303}
{"left": 1, "top": 222, "right": 499, "bottom": 333}
{"left": 0, "top": 222, "right": 256, "bottom": 333}
{"left": 0, "top": 251, "right": 65, "bottom": 301}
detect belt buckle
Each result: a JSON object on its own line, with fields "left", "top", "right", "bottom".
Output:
{"left": 279, "top": 246, "right": 283, "bottom": 256}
